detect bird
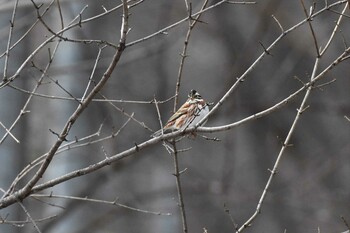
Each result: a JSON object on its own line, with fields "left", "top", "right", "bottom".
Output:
{"left": 152, "top": 89, "right": 209, "bottom": 137}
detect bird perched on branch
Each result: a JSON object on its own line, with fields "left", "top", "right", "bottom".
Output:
{"left": 152, "top": 89, "right": 209, "bottom": 137}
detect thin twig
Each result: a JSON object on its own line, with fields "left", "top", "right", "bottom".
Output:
{"left": 300, "top": 0, "right": 320, "bottom": 57}
{"left": 224, "top": 203, "right": 239, "bottom": 232}
{"left": 81, "top": 46, "right": 106, "bottom": 102}
{"left": 314, "top": 78, "right": 336, "bottom": 90}
{"left": 0, "top": 214, "right": 58, "bottom": 226}
{"left": 271, "top": 14, "right": 284, "bottom": 33}
{"left": 99, "top": 93, "right": 154, "bottom": 131}
{"left": 321, "top": 2, "right": 348, "bottom": 55}
{"left": 17, "top": 200, "right": 42, "bottom": 233}
{"left": 154, "top": 97, "right": 164, "bottom": 135}
{"left": 47, "top": 76, "right": 82, "bottom": 104}
{"left": 327, "top": 8, "right": 350, "bottom": 18}
{"left": 8, "top": 84, "right": 177, "bottom": 104}
{"left": 0, "top": 121, "right": 19, "bottom": 143}
{"left": 54, "top": 113, "right": 133, "bottom": 152}
{"left": 3, "top": 0, "right": 19, "bottom": 82}
{"left": 31, "top": 194, "right": 171, "bottom": 216}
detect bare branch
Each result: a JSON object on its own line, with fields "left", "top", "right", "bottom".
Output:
{"left": 0, "top": 0, "right": 129, "bottom": 209}
{"left": 154, "top": 97, "right": 164, "bottom": 135}
{"left": 3, "top": 0, "right": 19, "bottom": 82}
{"left": 300, "top": 0, "right": 320, "bottom": 57}
{"left": 8, "top": 84, "right": 177, "bottom": 104}
{"left": 224, "top": 203, "right": 239, "bottom": 232}
{"left": 17, "top": 200, "right": 42, "bottom": 233}
{"left": 271, "top": 14, "right": 284, "bottom": 33}
{"left": 237, "top": 57, "right": 321, "bottom": 232}
{"left": 31, "top": 194, "right": 172, "bottom": 216}
{"left": 99, "top": 93, "right": 154, "bottom": 131}
{"left": 171, "top": 141, "right": 188, "bottom": 233}
{"left": 321, "top": 1, "right": 348, "bottom": 55}
{"left": 0, "top": 121, "right": 19, "bottom": 143}
{"left": 81, "top": 46, "right": 106, "bottom": 102}
{"left": 0, "top": 214, "right": 57, "bottom": 226}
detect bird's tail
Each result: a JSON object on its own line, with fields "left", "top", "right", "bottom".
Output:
{"left": 151, "top": 129, "right": 163, "bottom": 138}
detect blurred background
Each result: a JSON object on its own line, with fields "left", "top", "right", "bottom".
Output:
{"left": 0, "top": 0, "right": 349, "bottom": 232}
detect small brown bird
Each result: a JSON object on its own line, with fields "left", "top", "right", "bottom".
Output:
{"left": 153, "top": 90, "right": 209, "bottom": 137}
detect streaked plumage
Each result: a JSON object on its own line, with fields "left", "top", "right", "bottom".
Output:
{"left": 152, "top": 90, "right": 209, "bottom": 137}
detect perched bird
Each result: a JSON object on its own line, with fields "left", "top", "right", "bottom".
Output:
{"left": 152, "top": 89, "right": 209, "bottom": 137}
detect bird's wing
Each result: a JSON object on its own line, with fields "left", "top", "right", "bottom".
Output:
{"left": 166, "top": 102, "right": 191, "bottom": 124}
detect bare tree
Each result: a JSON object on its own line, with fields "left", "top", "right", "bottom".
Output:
{"left": 0, "top": 0, "right": 349, "bottom": 232}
